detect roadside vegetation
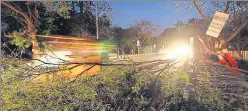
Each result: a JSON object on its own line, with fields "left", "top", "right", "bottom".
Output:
{"left": 1, "top": 1, "right": 248, "bottom": 111}
{"left": 2, "top": 58, "right": 247, "bottom": 110}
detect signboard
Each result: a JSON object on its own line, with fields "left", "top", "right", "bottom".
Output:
{"left": 206, "top": 11, "right": 229, "bottom": 38}
{"left": 137, "top": 40, "right": 140, "bottom": 46}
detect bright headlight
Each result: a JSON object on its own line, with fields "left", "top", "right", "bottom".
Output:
{"left": 165, "top": 46, "right": 191, "bottom": 59}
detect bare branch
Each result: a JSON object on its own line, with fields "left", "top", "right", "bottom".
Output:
{"left": 2, "top": 1, "right": 36, "bottom": 32}
{"left": 224, "top": 1, "right": 230, "bottom": 13}
{"left": 193, "top": 1, "right": 211, "bottom": 22}
{"left": 27, "top": 1, "right": 41, "bottom": 27}
{"left": 23, "top": 64, "right": 83, "bottom": 77}
{"left": 226, "top": 19, "right": 248, "bottom": 42}
{"left": 31, "top": 58, "right": 131, "bottom": 66}
{"left": 27, "top": 1, "right": 32, "bottom": 19}
{"left": 4, "top": 14, "right": 26, "bottom": 27}
{"left": 2, "top": 2, "right": 30, "bottom": 23}
{"left": 191, "top": 24, "right": 219, "bottom": 55}
{"left": 30, "top": 58, "right": 173, "bottom": 67}
{"left": 196, "top": 36, "right": 219, "bottom": 55}
{"left": 68, "top": 65, "right": 96, "bottom": 83}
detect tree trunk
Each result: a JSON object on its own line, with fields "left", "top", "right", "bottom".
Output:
{"left": 30, "top": 32, "right": 39, "bottom": 58}
{"left": 2, "top": 2, "right": 38, "bottom": 58}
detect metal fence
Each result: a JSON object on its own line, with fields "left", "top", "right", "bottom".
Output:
{"left": 229, "top": 51, "right": 248, "bottom": 61}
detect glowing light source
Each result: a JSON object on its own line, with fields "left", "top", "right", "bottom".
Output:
{"left": 163, "top": 46, "right": 191, "bottom": 59}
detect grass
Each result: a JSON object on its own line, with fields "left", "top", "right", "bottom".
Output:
{"left": 1, "top": 58, "right": 248, "bottom": 110}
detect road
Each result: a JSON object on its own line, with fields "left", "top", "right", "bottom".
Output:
{"left": 110, "top": 53, "right": 189, "bottom": 72}
{"left": 129, "top": 54, "right": 167, "bottom": 62}
{"left": 124, "top": 53, "right": 188, "bottom": 67}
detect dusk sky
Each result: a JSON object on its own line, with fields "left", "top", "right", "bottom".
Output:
{"left": 110, "top": 1, "right": 200, "bottom": 34}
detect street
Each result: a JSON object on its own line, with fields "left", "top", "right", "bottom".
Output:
{"left": 112, "top": 53, "right": 188, "bottom": 67}
{"left": 129, "top": 54, "right": 167, "bottom": 62}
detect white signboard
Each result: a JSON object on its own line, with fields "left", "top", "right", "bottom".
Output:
{"left": 137, "top": 40, "right": 140, "bottom": 46}
{"left": 206, "top": 11, "right": 229, "bottom": 38}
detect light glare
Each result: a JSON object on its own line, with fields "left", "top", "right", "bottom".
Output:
{"left": 164, "top": 46, "right": 191, "bottom": 59}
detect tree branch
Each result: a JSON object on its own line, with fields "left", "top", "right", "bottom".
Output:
{"left": 191, "top": 24, "right": 219, "bottom": 55}
{"left": 4, "top": 14, "right": 26, "bottom": 27}
{"left": 196, "top": 36, "right": 219, "bottom": 55}
{"left": 23, "top": 64, "right": 83, "bottom": 77}
{"left": 31, "top": 58, "right": 132, "bottom": 66}
{"left": 2, "top": 2, "right": 30, "bottom": 23}
{"left": 193, "top": 1, "right": 211, "bottom": 22}
{"left": 27, "top": 1, "right": 32, "bottom": 19}
{"left": 2, "top": 1, "right": 36, "bottom": 32}
{"left": 224, "top": 1, "right": 230, "bottom": 13}
{"left": 226, "top": 19, "right": 248, "bottom": 43}
{"left": 27, "top": 1, "right": 41, "bottom": 27}
{"left": 68, "top": 65, "right": 96, "bottom": 83}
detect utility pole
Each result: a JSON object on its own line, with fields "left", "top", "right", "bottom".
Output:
{"left": 154, "top": 44, "right": 156, "bottom": 53}
{"left": 137, "top": 40, "right": 140, "bottom": 55}
{"left": 95, "top": 1, "right": 100, "bottom": 55}
{"left": 0, "top": 1, "right": 3, "bottom": 110}
{"left": 185, "top": 37, "right": 198, "bottom": 110}
{"left": 95, "top": 1, "right": 99, "bottom": 40}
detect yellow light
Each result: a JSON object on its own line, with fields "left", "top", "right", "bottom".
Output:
{"left": 165, "top": 46, "right": 191, "bottom": 59}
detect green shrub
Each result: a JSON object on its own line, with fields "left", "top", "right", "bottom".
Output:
{"left": 1, "top": 58, "right": 247, "bottom": 110}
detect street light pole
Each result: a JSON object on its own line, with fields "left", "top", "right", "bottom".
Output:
{"left": 95, "top": 1, "right": 100, "bottom": 55}
{"left": 95, "top": 1, "right": 99, "bottom": 40}
{"left": 0, "top": 2, "right": 3, "bottom": 110}
{"left": 137, "top": 40, "right": 140, "bottom": 55}
{"left": 154, "top": 44, "right": 156, "bottom": 53}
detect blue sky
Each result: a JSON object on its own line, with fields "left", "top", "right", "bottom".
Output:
{"left": 110, "top": 1, "right": 200, "bottom": 34}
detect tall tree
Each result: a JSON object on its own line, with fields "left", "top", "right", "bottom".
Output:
{"left": 1, "top": 1, "right": 71, "bottom": 38}
{"left": 51, "top": 1, "right": 112, "bottom": 37}
{"left": 130, "top": 19, "right": 158, "bottom": 45}
{"left": 1, "top": 1, "right": 72, "bottom": 57}
{"left": 192, "top": 1, "right": 248, "bottom": 52}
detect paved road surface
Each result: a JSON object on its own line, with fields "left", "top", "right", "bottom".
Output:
{"left": 129, "top": 54, "right": 188, "bottom": 67}
{"left": 129, "top": 54, "right": 167, "bottom": 62}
